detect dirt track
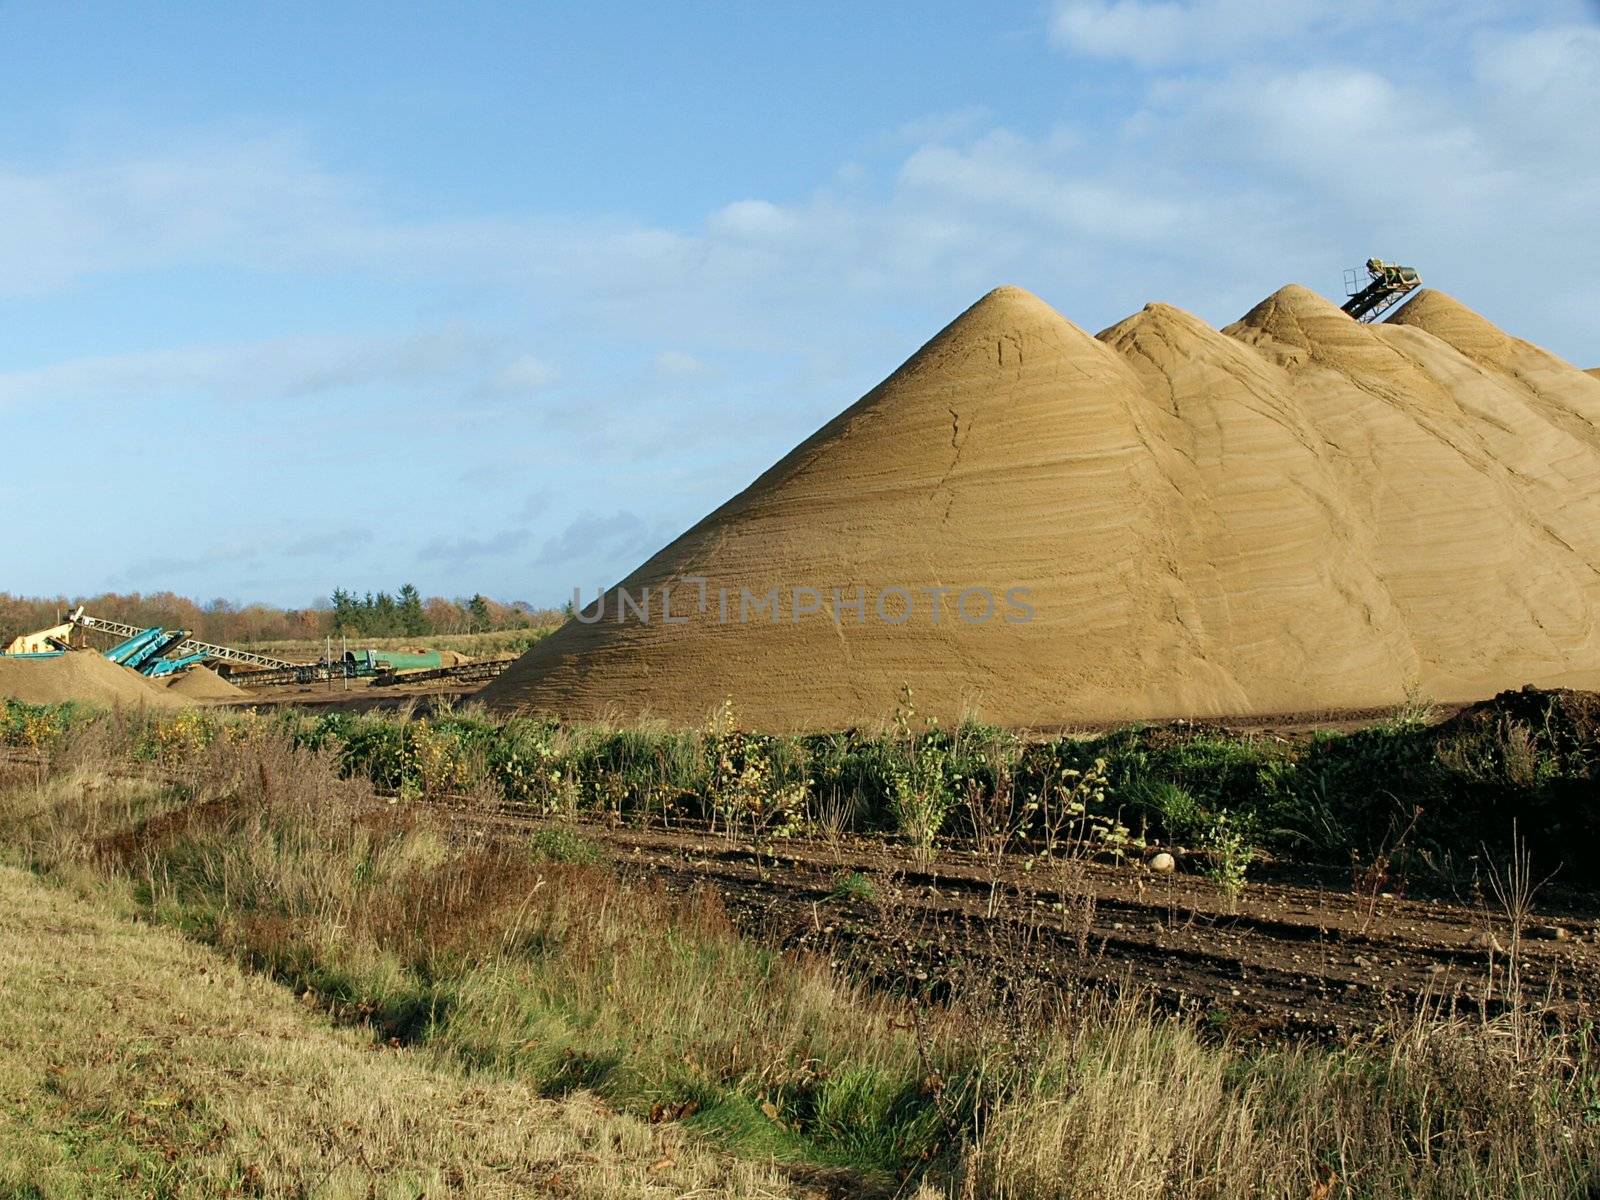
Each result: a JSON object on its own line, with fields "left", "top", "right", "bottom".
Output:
{"left": 439, "top": 807, "right": 1600, "bottom": 1041}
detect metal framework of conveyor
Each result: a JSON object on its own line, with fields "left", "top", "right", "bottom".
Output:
{"left": 69, "top": 610, "right": 295, "bottom": 670}
{"left": 1341, "top": 258, "right": 1422, "bottom": 323}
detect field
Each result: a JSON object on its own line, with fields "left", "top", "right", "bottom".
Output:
{"left": 2, "top": 693, "right": 1597, "bottom": 1197}
{"left": 238, "top": 625, "right": 558, "bottom": 663}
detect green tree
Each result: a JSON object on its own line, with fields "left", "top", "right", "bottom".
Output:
{"left": 372, "top": 592, "right": 398, "bottom": 636}
{"left": 329, "top": 588, "right": 360, "bottom": 635}
{"left": 397, "top": 583, "right": 428, "bottom": 637}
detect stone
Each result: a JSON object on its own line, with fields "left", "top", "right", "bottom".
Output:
{"left": 1524, "top": 924, "right": 1570, "bottom": 941}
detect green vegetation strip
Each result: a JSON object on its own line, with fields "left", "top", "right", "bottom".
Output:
{"left": 10, "top": 684, "right": 1593, "bottom": 884}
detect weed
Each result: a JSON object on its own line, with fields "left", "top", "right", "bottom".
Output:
{"left": 886, "top": 686, "right": 956, "bottom": 865}
{"left": 526, "top": 825, "right": 603, "bottom": 865}
{"left": 1353, "top": 804, "right": 1423, "bottom": 932}
{"left": 829, "top": 870, "right": 875, "bottom": 903}
{"left": 1200, "top": 811, "right": 1257, "bottom": 909}
{"left": 961, "top": 747, "right": 1027, "bottom": 917}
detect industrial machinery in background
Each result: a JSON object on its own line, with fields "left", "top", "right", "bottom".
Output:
{"left": 68, "top": 610, "right": 294, "bottom": 669}
{"left": 0, "top": 607, "right": 295, "bottom": 679}
{"left": 227, "top": 648, "right": 509, "bottom": 689}
{"left": 3, "top": 616, "right": 76, "bottom": 655}
{"left": 1341, "top": 258, "right": 1422, "bottom": 323}
{"left": 228, "top": 648, "right": 444, "bottom": 688}
{"left": 2, "top": 607, "right": 513, "bottom": 690}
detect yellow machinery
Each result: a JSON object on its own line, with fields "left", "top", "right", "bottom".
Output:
{"left": 2, "top": 608, "right": 81, "bottom": 655}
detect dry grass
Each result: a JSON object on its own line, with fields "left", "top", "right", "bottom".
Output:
{"left": 950, "top": 1001, "right": 1597, "bottom": 1199}
{"left": 0, "top": 861, "right": 794, "bottom": 1199}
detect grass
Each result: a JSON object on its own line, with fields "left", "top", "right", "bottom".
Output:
{"left": 2, "top": 712, "right": 1598, "bottom": 1197}
{"left": 528, "top": 823, "right": 604, "bottom": 864}
{"left": 239, "top": 625, "right": 559, "bottom": 661}
{"left": 0, "top": 860, "right": 791, "bottom": 1199}
{"left": 829, "top": 871, "right": 875, "bottom": 902}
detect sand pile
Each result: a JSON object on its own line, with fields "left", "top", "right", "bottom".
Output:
{"left": 480, "top": 285, "right": 1600, "bottom": 730}
{"left": 0, "top": 651, "right": 186, "bottom": 709}
{"left": 164, "top": 665, "right": 246, "bottom": 699}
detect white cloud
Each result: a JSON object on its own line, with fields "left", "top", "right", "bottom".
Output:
{"left": 1046, "top": 0, "right": 1519, "bottom": 69}
{"left": 898, "top": 130, "right": 1192, "bottom": 243}
{"left": 0, "top": 326, "right": 495, "bottom": 408}
{"left": 708, "top": 199, "right": 798, "bottom": 240}
{"left": 893, "top": 107, "right": 994, "bottom": 146}
{"left": 1475, "top": 23, "right": 1600, "bottom": 104}
{"left": 1150, "top": 66, "right": 1502, "bottom": 208}
{"left": 484, "top": 353, "right": 559, "bottom": 394}
{"left": 0, "top": 136, "right": 354, "bottom": 295}
{"left": 418, "top": 528, "right": 532, "bottom": 565}
{"left": 1048, "top": 0, "right": 1330, "bottom": 67}
{"left": 653, "top": 350, "right": 708, "bottom": 377}
{"left": 535, "top": 511, "right": 670, "bottom": 568}
{"left": 122, "top": 524, "right": 374, "bottom": 583}
{"left": 1471, "top": 24, "right": 1600, "bottom": 173}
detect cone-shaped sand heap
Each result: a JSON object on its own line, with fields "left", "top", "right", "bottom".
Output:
{"left": 481, "top": 286, "right": 1600, "bottom": 729}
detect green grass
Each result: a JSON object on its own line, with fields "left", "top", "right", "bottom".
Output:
{"left": 527, "top": 824, "right": 604, "bottom": 864}
{"left": 829, "top": 871, "right": 876, "bottom": 902}
{"left": 0, "top": 861, "right": 789, "bottom": 1199}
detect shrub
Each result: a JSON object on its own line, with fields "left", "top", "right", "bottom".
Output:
{"left": 488, "top": 718, "right": 575, "bottom": 813}
{"left": 703, "top": 701, "right": 806, "bottom": 839}
{"left": 884, "top": 688, "right": 957, "bottom": 863}
{"left": 527, "top": 825, "right": 603, "bottom": 865}
{"left": 1200, "top": 811, "right": 1258, "bottom": 904}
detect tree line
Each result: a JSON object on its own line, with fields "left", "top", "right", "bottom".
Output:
{"left": 0, "top": 587, "right": 562, "bottom": 648}
{"left": 327, "top": 585, "right": 512, "bottom": 638}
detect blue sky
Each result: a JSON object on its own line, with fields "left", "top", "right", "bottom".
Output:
{"left": 4, "top": 1, "right": 1597, "bottom": 607}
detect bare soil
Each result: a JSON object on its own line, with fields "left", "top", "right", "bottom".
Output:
{"left": 438, "top": 806, "right": 1600, "bottom": 1042}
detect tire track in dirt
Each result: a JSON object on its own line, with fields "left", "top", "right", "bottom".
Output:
{"left": 434, "top": 807, "right": 1600, "bottom": 1041}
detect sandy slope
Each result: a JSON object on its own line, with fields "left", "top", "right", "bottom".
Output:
{"left": 483, "top": 286, "right": 1600, "bottom": 730}
{"left": 0, "top": 650, "right": 186, "bottom": 708}
{"left": 164, "top": 664, "right": 246, "bottom": 699}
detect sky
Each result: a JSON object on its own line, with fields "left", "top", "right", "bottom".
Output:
{"left": 3, "top": 0, "right": 1597, "bottom": 608}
